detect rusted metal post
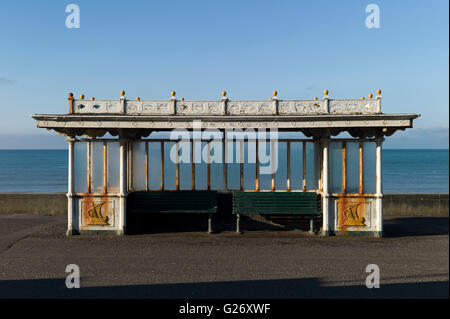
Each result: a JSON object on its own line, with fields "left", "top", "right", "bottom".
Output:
{"left": 359, "top": 141, "right": 364, "bottom": 194}
{"left": 376, "top": 138, "right": 383, "bottom": 237}
{"left": 271, "top": 140, "right": 275, "bottom": 191}
{"left": 240, "top": 139, "right": 244, "bottom": 191}
{"left": 192, "top": 139, "right": 195, "bottom": 190}
{"left": 103, "top": 141, "right": 107, "bottom": 194}
{"left": 207, "top": 141, "right": 211, "bottom": 191}
{"left": 321, "top": 138, "right": 330, "bottom": 236}
{"left": 342, "top": 141, "right": 347, "bottom": 194}
{"left": 86, "top": 141, "right": 91, "bottom": 193}
{"left": 66, "top": 137, "right": 75, "bottom": 235}
{"left": 223, "top": 132, "right": 227, "bottom": 190}
{"left": 118, "top": 138, "right": 128, "bottom": 235}
{"left": 287, "top": 141, "right": 291, "bottom": 191}
{"left": 68, "top": 93, "right": 74, "bottom": 114}
{"left": 318, "top": 141, "right": 323, "bottom": 192}
{"left": 127, "top": 141, "right": 134, "bottom": 191}
{"left": 302, "top": 141, "right": 306, "bottom": 191}
{"left": 145, "top": 142, "right": 149, "bottom": 191}
{"left": 176, "top": 141, "right": 180, "bottom": 191}
{"left": 255, "top": 140, "right": 259, "bottom": 191}
{"left": 160, "top": 141, "right": 164, "bottom": 190}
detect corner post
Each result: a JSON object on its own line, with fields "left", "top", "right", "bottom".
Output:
{"left": 68, "top": 93, "right": 74, "bottom": 114}
{"left": 221, "top": 91, "right": 228, "bottom": 115}
{"left": 170, "top": 91, "right": 176, "bottom": 115}
{"left": 66, "top": 137, "right": 76, "bottom": 235}
{"left": 321, "top": 136, "right": 330, "bottom": 236}
{"left": 120, "top": 90, "right": 126, "bottom": 113}
{"left": 323, "top": 90, "right": 329, "bottom": 113}
{"left": 376, "top": 89, "right": 382, "bottom": 113}
{"left": 272, "top": 91, "right": 278, "bottom": 115}
{"left": 118, "top": 138, "right": 128, "bottom": 235}
{"left": 375, "top": 137, "right": 383, "bottom": 237}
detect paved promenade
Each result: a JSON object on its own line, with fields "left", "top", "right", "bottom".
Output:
{"left": 0, "top": 215, "right": 448, "bottom": 298}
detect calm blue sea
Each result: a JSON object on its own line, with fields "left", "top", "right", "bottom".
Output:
{"left": 0, "top": 149, "right": 447, "bottom": 193}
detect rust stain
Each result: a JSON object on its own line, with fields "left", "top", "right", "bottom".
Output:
{"left": 160, "top": 141, "right": 164, "bottom": 190}
{"left": 177, "top": 142, "right": 181, "bottom": 191}
{"left": 255, "top": 140, "right": 259, "bottom": 191}
{"left": 337, "top": 196, "right": 367, "bottom": 230}
{"left": 286, "top": 141, "right": 291, "bottom": 191}
{"left": 87, "top": 141, "right": 91, "bottom": 193}
{"left": 103, "top": 141, "right": 107, "bottom": 194}
{"left": 192, "top": 140, "right": 196, "bottom": 190}
{"left": 359, "top": 142, "right": 363, "bottom": 194}
{"left": 145, "top": 142, "right": 148, "bottom": 190}
{"left": 302, "top": 141, "right": 306, "bottom": 191}
{"left": 240, "top": 141, "right": 244, "bottom": 191}
{"left": 342, "top": 142, "right": 347, "bottom": 194}
{"left": 318, "top": 141, "right": 323, "bottom": 192}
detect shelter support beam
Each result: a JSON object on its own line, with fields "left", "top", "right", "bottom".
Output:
{"left": 375, "top": 138, "right": 383, "bottom": 237}
{"left": 66, "top": 137, "right": 75, "bottom": 235}
{"left": 321, "top": 137, "right": 330, "bottom": 236}
{"left": 118, "top": 138, "right": 128, "bottom": 235}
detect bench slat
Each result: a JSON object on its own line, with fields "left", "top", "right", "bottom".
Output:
{"left": 232, "top": 192, "right": 321, "bottom": 215}
{"left": 128, "top": 191, "right": 218, "bottom": 214}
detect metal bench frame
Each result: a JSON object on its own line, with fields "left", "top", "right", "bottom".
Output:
{"left": 127, "top": 190, "right": 218, "bottom": 233}
{"left": 232, "top": 191, "right": 321, "bottom": 234}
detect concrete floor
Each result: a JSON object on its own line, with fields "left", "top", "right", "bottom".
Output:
{"left": 0, "top": 214, "right": 448, "bottom": 298}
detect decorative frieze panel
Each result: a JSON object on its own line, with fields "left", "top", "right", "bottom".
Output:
{"left": 74, "top": 100, "right": 121, "bottom": 114}
{"left": 176, "top": 101, "right": 222, "bottom": 115}
{"left": 278, "top": 100, "right": 325, "bottom": 115}
{"left": 127, "top": 101, "right": 171, "bottom": 115}
{"left": 329, "top": 100, "right": 379, "bottom": 114}
{"left": 72, "top": 99, "right": 381, "bottom": 115}
{"left": 227, "top": 101, "right": 274, "bottom": 115}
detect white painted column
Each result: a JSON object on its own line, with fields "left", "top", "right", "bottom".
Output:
{"left": 118, "top": 138, "right": 128, "bottom": 235}
{"left": 376, "top": 138, "right": 383, "bottom": 236}
{"left": 66, "top": 137, "right": 75, "bottom": 235}
{"left": 322, "top": 138, "right": 330, "bottom": 235}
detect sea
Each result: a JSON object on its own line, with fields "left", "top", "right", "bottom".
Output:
{"left": 0, "top": 149, "right": 448, "bottom": 194}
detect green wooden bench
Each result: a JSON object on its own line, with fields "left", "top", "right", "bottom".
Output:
{"left": 127, "top": 191, "right": 218, "bottom": 233}
{"left": 232, "top": 192, "right": 321, "bottom": 233}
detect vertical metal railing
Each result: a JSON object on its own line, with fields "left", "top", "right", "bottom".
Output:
{"left": 121, "top": 138, "right": 325, "bottom": 193}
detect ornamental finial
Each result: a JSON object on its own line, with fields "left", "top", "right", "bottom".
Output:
{"left": 222, "top": 91, "right": 227, "bottom": 97}
{"left": 120, "top": 90, "right": 125, "bottom": 97}
{"left": 273, "top": 90, "right": 278, "bottom": 97}
{"left": 324, "top": 89, "right": 329, "bottom": 96}
{"left": 79, "top": 94, "right": 85, "bottom": 100}
{"left": 171, "top": 90, "right": 176, "bottom": 97}
{"left": 376, "top": 89, "right": 381, "bottom": 96}
{"left": 91, "top": 97, "right": 95, "bottom": 100}
{"left": 136, "top": 97, "right": 140, "bottom": 101}
{"left": 368, "top": 93, "right": 373, "bottom": 99}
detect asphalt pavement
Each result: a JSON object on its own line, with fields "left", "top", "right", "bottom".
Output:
{"left": 0, "top": 214, "right": 448, "bottom": 298}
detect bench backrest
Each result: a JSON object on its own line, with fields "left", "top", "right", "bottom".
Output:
{"left": 127, "top": 191, "right": 218, "bottom": 214}
{"left": 232, "top": 192, "right": 321, "bottom": 215}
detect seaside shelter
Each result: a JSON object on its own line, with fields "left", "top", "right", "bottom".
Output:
{"left": 32, "top": 89, "right": 419, "bottom": 236}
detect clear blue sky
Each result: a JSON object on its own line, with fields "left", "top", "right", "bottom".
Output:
{"left": 0, "top": 0, "right": 448, "bottom": 148}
